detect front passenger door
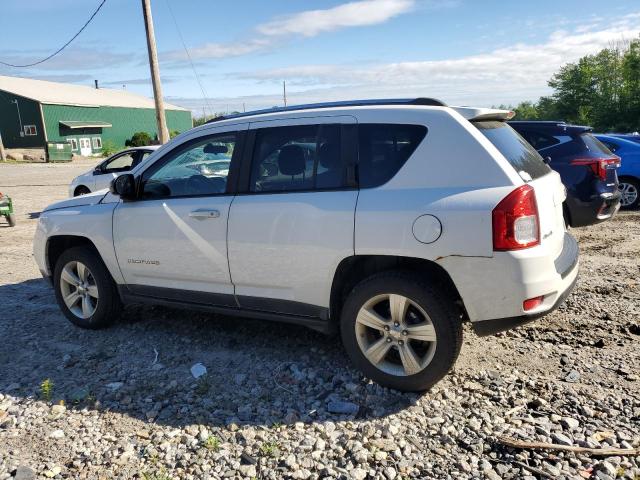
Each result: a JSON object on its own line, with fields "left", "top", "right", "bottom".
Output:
{"left": 113, "top": 128, "right": 244, "bottom": 305}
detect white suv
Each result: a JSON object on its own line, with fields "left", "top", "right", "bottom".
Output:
{"left": 33, "top": 99, "right": 579, "bottom": 391}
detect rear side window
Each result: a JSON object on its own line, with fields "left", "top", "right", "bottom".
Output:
{"left": 475, "top": 121, "right": 551, "bottom": 180}
{"left": 358, "top": 124, "right": 427, "bottom": 188}
{"left": 520, "top": 131, "right": 560, "bottom": 150}
{"left": 580, "top": 133, "right": 614, "bottom": 156}
{"left": 250, "top": 124, "right": 345, "bottom": 192}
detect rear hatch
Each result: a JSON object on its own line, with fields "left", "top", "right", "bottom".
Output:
{"left": 474, "top": 120, "right": 567, "bottom": 258}
{"left": 576, "top": 132, "right": 620, "bottom": 188}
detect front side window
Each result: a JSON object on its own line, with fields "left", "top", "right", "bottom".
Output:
{"left": 24, "top": 125, "right": 37, "bottom": 136}
{"left": 103, "top": 152, "right": 135, "bottom": 172}
{"left": 142, "top": 133, "right": 236, "bottom": 199}
{"left": 250, "top": 124, "right": 344, "bottom": 192}
{"left": 358, "top": 124, "right": 427, "bottom": 188}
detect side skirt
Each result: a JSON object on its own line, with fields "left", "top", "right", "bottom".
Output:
{"left": 117, "top": 286, "right": 333, "bottom": 335}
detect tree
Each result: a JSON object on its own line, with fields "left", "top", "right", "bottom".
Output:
{"left": 125, "top": 131, "right": 152, "bottom": 147}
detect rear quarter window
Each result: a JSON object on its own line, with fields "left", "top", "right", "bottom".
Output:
{"left": 475, "top": 121, "right": 551, "bottom": 180}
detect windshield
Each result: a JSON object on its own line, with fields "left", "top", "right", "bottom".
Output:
{"left": 474, "top": 121, "right": 551, "bottom": 180}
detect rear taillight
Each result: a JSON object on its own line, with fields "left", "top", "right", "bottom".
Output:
{"left": 492, "top": 185, "right": 540, "bottom": 251}
{"left": 570, "top": 156, "right": 620, "bottom": 180}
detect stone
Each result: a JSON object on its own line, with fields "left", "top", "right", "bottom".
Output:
{"left": 51, "top": 404, "right": 66, "bottom": 414}
{"left": 13, "top": 466, "right": 36, "bottom": 480}
{"left": 551, "top": 432, "right": 572, "bottom": 446}
{"left": 49, "top": 429, "right": 65, "bottom": 439}
{"left": 351, "top": 468, "right": 367, "bottom": 480}
{"left": 191, "top": 363, "right": 207, "bottom": 378}
{"left": 565, "top": 370, "right": 580, "bottom": 383}
{"left": 106, "top": 382, "right": 124, "bottom": 390}
{"left": 560, "top": 417, "right": 580, "bottom": 429}
{"left": 327, "top": 400, "right": 359, "bottom": 415}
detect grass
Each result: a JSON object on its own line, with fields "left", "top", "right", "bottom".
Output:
{"left": 259, "top": 441, "right": 280, "bottom": 458}
{"left": 194, "top": 377, "right": 211, "bottom": 396}
{"left": 203, "top": 435, "right": 221, "bottom": 452}
{"left": 141, "top": 470, "right": 172, "bottom": 480}
{"left": 40, "top": 378, "right": 54, "bottom": 402}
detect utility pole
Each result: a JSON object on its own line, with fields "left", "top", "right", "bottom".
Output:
{"left": 141, "top": 0, "right": 169, "bottom": 144}
{"left": 0, "top": 132, "right": 6, "bottom": 162}
{"left": 283, "top": 80, "right": 287, "bottom": 107}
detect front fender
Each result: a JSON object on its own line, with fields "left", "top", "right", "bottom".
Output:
{"left": 34, "top": 203, "right": 123, "bottom": 284}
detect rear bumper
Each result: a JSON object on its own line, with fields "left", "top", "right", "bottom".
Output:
{"left": 566, "top": 190, "right": 620, "bottom": 227}
{"left": 439, "top": 232, "right": 579, "bottom": 326}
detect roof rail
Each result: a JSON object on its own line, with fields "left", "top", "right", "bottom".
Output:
{"left": 205, "top": 97, "right": 447, "bottom": 124}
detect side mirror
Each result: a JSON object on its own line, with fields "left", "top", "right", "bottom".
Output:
{"left": 110, "top": 174, "right": 137, "bottom": 200}
{"left": 543, "top": 156, "right": 552, "bottom": 165}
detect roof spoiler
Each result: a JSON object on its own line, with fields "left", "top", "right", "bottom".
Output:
{"left": 454, "top": 107, "right": 516, "bottom": 122}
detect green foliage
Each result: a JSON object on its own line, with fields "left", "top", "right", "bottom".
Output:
{"left": 100, "top": 140, "right": 119, "bottom": 157}
{"left": 511, "top": 37, "right": 640, "bottom": 131}
{"left": 203, "top": 435, "right": 221, "bottom": 451}
{"left": 169, "top": 130, "right": 181, "bottom": 139}
{"left": 141, "top": 470, "right": 172, "bottom": 480}
{"left": 40, "top": 378, "right": 54, "bottom": 402}
{"left": 259, "top": 441, "right": 280, "bottom": 458}
{"left": 125, "top": 131, "right": 153, "bottom": 147}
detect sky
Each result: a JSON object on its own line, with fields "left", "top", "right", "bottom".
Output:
{"left": 1, "top": 0, "right": 640, "bottom": 117}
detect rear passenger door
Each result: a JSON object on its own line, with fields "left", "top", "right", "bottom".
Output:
{"left": 227, "top": 116, "right": 357, "bottom": 316}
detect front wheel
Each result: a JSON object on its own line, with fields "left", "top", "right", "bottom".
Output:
{"left": 340, "top": 271, "right": 462, "bottom": 392}
{"left": 7, "top": 213, "right": 16, "bottom": 227}
{"left": 53, "top": 246, "right": 122, "bottom": 329}
{"left": 618, "top": 178, "right": 639, "bottom": 210}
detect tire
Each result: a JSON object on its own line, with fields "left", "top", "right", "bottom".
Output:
{"left": 340, "top": 271, "right": 462, "bottom": 392}
{"left": 53, "top": 246, "right": 122, "bottom": 329}
{"left": 7, "top": 213, "right": 16, "bottom": 227}
{"left": 618, "top": 177, "right": 640, "bottom": 210}
{"left": 74, "top": 186, "right": 91, "bottom": 196}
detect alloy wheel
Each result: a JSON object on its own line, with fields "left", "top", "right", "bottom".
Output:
{"left": 619, "top": 182, "right": 638, "bottom": 207}
{"left": 355, "top": 293, "right": 437, "bottom": 376}
{"left": 59, "top": 260, "right": 99, "bottom": 319}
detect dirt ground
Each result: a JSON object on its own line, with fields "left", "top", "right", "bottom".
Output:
{"left": 0, "top": 160, "right": 638, "bottom": 480}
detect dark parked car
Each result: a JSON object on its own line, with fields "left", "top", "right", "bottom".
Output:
{"left": 509, "top": 121, "right": 620, "bottom": 227}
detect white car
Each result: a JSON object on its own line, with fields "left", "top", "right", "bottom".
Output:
{"left": 34, "top": 98, "right": 579, "bottom": 391}
{"left": 69, "top": 146, "right": 160, "bottom": 197}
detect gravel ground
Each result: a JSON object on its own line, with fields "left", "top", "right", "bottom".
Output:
{"left": 0, "top": 161, "right": 638, "bottom": 480}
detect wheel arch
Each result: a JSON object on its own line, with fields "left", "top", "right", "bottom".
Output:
{"left": 47, "top": 236, "right": 106, "bottom": 281}
{"left": 73, "top": 185, "right": 91, "bottom": 196}
{"left": 329, "top": 255, "right": 468, "bottom": 325}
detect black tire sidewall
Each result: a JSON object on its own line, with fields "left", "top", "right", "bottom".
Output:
{"left": 7, "top": 214, "right": 16, "bottom": 227}
{"left": 53, "top": 246, "right": 119, "bottom": 329}
{"left": 340, "top": 272, "right": 462, "bottom": 392}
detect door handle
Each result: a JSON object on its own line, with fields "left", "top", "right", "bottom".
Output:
{"left": 189, "top": 209, "right": 220, "bottom": 219}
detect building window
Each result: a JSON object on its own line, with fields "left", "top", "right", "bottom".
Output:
{"left": 23, "top": 125, "right": 37, "bottom": 136}
{"left": 69, "top": 138, "right": 78, "bottom": 151}
{"left": 92, "top": 137, "right": 102, "bottom": 149}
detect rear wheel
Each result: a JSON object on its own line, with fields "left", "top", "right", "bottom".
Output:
{"left": 74, "top": 186, "right": 91, "bottom": 196}
{"left": 7, "top": 213, "right": 16, "bottom": 227}
{"left": 618, "top": 178, "right": 639, "bottom": 209}
{"left": 340, "top": 271, "right": 462, "bottom": 391}
{"left": 53, "top": 246, "right": 122, "bottom": 329}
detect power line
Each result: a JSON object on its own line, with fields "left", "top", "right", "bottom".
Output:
{"left": 163, "top": 0, "right": 213, "bottom": 117}
{"left": 0, "top": 0, "right": 107, "bottom": 68}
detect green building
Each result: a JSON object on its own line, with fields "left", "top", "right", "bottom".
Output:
{"left": 0, "top": 75, "right": 192, "bottom": 156}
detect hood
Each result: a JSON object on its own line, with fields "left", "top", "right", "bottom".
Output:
{"left": 43, "top": 189, "right": 109, "bottom": 212}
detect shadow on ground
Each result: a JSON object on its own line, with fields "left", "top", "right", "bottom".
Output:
{"left": 0, "top": 279, "right": 418, "bottom": 430}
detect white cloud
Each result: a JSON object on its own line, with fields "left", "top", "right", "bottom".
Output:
{"left": 230, "top": 16, "right": 640, "bottom": 106}
{"left": 164, "top": 0, "right": 418, "bottom": 61}
{"left": 256, "top": 0, "right": 414, "bottom": 37}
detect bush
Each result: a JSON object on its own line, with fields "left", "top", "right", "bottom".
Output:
{"left": 125, "top": 131, "right": 152, "bottom": 147}
{"left": 169, "top": 130, "right": 180, "bottom": 139}
{"left": 99, "top": 141, "right": 118, "bottom": 157}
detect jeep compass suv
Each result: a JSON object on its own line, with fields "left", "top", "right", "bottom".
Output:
{"left": 33, "top": 99, "right": 579, "bottom": 391}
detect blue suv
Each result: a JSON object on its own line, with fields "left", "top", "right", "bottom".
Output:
{"left": 595, "top": 134, "right": 640, "bottom": 209}
{"left": 509, "top": 121, "right": 620, "bottom": 227}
